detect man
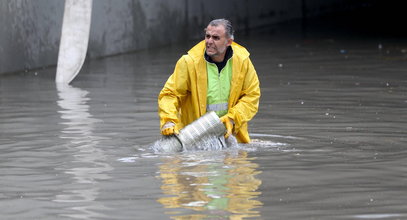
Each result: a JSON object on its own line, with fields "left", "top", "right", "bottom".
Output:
{"left": 158, "top": 19, "right": 260, "bottom": 143}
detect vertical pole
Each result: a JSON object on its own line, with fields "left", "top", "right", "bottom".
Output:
{"left": 56, "top": 0, "right": 93, "bottom": 84}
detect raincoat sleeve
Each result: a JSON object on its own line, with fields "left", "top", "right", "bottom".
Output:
{"left": 158, "top": 55, "right": 191, "bottom": 129}
{"left": 227, "top": 57, "right": 260, "bottom": 134}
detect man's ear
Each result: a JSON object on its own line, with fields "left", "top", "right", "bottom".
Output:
{"left": 227, "top": 38, "right": 233, "bottom": 46}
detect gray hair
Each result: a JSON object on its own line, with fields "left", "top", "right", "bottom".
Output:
{"left": 206, "top": 18, "right": 234, "bottom": 40}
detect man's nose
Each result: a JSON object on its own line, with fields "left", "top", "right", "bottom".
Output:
{"left": 206, "top": 37, "right": 214, "bottom": 44}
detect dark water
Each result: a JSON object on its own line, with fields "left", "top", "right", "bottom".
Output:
{"left": 1, "top": 25, "right": 407, "bottom": 219}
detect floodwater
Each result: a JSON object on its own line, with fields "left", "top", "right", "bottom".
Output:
{"left": 1, "top": 23, "right": 407, "bottom": 219}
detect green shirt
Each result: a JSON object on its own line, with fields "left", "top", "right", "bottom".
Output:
{"left": 206, "top": 51, "right": 233, "bottom": 117}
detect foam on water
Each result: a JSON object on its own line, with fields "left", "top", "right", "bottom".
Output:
{"left": 352, "top": 214, "right": 405, "bottom": 219}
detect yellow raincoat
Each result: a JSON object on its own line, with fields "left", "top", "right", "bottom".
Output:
{"left": 158, "top": 40, "right": 260, "bottom": 143}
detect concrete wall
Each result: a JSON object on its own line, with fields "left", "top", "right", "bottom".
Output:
{"left": 0, "top": 1, "right": 64, "bottom": 74}
{"left": 0, "top": 0, "right": 353, "bottom": 75}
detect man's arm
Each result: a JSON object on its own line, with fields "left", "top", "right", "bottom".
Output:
{"left": 158, "top": 56, "right": 190, "bottom": 131}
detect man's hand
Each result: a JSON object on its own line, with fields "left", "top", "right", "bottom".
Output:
{"left": 220, "top": 116, "right": 233, "bottom": 138}
{"left": 161, "top": 122, "right": 179, "bottom": 136}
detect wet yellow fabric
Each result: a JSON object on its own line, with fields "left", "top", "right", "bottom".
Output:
{"left": 158, "top": 40, "right": 260, "bottom": 143}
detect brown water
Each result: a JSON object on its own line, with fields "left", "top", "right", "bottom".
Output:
{"left": 1, "top": 25, "right": 407, "bottom": 219}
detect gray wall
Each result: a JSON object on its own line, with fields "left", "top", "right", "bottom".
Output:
{"left": 0, "top": 0, "right": 351, "bottom": 75}
{"left": 0, "top": 1, "right": 64, "bottom": 74}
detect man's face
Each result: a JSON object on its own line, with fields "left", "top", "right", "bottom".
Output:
{"left": 205, "top": 25, "right": 232, "bottom": 60}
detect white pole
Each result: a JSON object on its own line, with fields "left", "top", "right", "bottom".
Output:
{"left": 56, "top": 0, "right": 93, "bottom": 84}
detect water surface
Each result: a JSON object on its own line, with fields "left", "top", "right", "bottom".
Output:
{"left": 1, "top": 25, "right": 406, "bottom": 219}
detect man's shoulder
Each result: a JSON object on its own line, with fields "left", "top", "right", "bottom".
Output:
{"left": 179, "top": 54, "right": 194, "bottom": 64}
{"left": 186, "top": 41, "right": 206, "bottom": 60}
{"left": 231, "top": 42, "right": 250, "bottom": 59}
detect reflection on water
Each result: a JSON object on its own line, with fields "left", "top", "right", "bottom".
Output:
{"left": 54, "top": 84, "right": 113, "bottom": 219}
{"left": 157, "top": 150, "right": 262, "bottom": 219}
